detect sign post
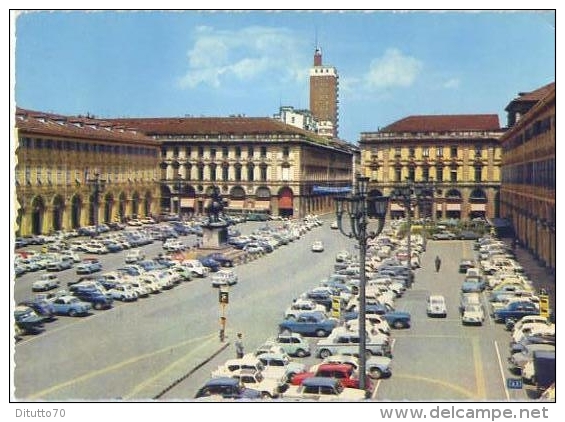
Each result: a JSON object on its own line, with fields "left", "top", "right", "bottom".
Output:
{"left": 219, "top": 287, "right": 229, "bottom": 342}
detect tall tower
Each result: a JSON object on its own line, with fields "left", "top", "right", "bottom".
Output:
{"left": 309, "top": 47, "right": 339, "bottom": 139}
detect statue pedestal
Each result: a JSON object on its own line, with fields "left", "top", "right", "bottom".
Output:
{"left": 201, "top": 222, "right": 229, "bottom": 249}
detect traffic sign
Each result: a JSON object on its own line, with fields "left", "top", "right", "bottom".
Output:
{"left": 507, "top": 378, "right": 523, "bottom": 389}
{"left": 539, "top": 294, "right": 549, "bottom": 318}
{"left": 219, "top": 290, "right": 229, "bottom": 304}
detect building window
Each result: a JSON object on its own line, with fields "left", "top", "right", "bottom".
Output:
{"left": 422, "top": 147, "right": 430, "bottom": 158}
{"left": 450, "top": 146, "right": 457, "bottom": 158}
{"left": 260, "top": 146, "right": 267, "bottom": 158}
{"left": 409, "top": 147, "right": 415, "bottom": 158}
{"left": 198, "top": 146, "right": 204, "bottom": 157}
{"left": 394, "top": 167, "right": 402, "bottom": 182}
{"left": 450, "top": 167, "right": 457, "bottom": 182}
{"left": 198, "top": 164, "right": 204, "bottom": 181}
{"left": 210, "top": 164, "right": 217, "bottom": 181}
{"left": 283, "top": 146, "right": 289, "bottom": 158}
{"left": 173, "top": 147, "right": 179, "bottom": 157}
{"left": 282, "top": 166, "right": 290, "bottom": 181}
{"left": 185, "top": 146, "right": 192, "bottom": 158}
{"left": 222, "top": 146, "right": 228, "bottom": 158}
{"left": 222, "top": 164, "right": 229, "bottom": 182}
{"left": 247, "top": 163, "right": 254, "bottom": 182}
{"left": 248, "top": 146, "right": 254, "bottom": 159}
{"left": 210, "top": 148, "right": 216, "bottom": 159}
{"left": 436, "top": 146, "right": 443, "bottom": 158}
{"left": 260, "top": 164, "right": 267, "bottom": 181}
{"left": 235, "top": 146, "right": 242, "bottom": 158}
{"left": 235, "top": 164, "right": 242, "bottom": 181}
{"left": 436, "top": 166, "right": 443, "bottom": 182}
{"left": 394, "top": 147, "right": 401, "bottom": 158}
{"left": 422, "top": 166, "right": 429, "bottom": 181}
{"left": 475, "top": 145, "right": 482, "bottom": 158}
{"left": 474, "top": 166, "right": 482, "bottom": 183}
{"left": 408, "top": 166, "right": 415, "bottom": 181}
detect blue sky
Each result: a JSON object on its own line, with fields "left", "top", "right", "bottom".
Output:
{"left": 13, "top": 10, "right": 555, "bottom": 143}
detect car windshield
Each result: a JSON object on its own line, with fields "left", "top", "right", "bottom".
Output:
{"left": 466, "top": 305, "right": 481, "bottom": 313}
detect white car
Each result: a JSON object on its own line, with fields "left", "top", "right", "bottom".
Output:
{"left": 461, "top": 304, "right": 485, "bottom": 325}
{"left": 181, "top": 260, "right": 209, "bottom": 278}
{"left": 284, "top": 299, "right": 326, "bottom": 319}
{"left": 426, "top": 295, "right": 447, "bottom": 318}
{"left": 330, "top": 221, "right": 339, "bottom": 230}
{"left": 32, "top": 274, "right": 60, "bottom": 292}
{"left": 211, "top": 269, "right": 238, "bottom": 287}
{"left": 230, "top": 368, "right": 285, "bottom": 399}
{"left": 211, "top": 356, "right": 265, "bottom": 378}
{"left": 107, "top": 284, "right": 138, "bottom": 302}
{"left": 125, "top": 250, "right": 145, "bottom": 263}
{"left": 311, "top": 241, "right": 324, "bottom": 252}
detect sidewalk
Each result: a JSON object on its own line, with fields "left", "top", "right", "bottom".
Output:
{"left": 502, "top": 237, "right": 556, "bottom": 313}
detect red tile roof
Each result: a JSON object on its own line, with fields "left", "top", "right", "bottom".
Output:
{"left": 381, "top": 114, "right": 500, "bottom": 133}
{"left": 512, "top": 82, "right": 555, "bottom": 103}
{"left": 15, "top": 108, "right": 159, "bottom": 145}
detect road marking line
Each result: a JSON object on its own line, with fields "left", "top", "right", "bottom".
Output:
{"left": 472, "top": 336, "right": 486, "bottom": 399}
{"left": 388, "top": 373, "right": 477, "bottom": 399}
{"left": 494, "top": 340, "right": 511, "bottom": 401}
{"left": 28, "top": 333, "right": 216, "bottom": 400}
{"left": 123, "top": 333, "right": 217, "bottom": 399}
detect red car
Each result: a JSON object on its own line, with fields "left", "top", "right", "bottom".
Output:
{"left": 290, "top": 363, "right": 373, "bottom": 391}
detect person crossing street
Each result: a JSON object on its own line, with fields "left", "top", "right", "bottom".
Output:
{"left": 435, "top": 255, "right": 442, "bottom": 272}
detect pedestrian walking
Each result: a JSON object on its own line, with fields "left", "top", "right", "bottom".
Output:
{"left": 235, "top": 333, "right": 244, "bottom": 358}
{"left": 435, "top": 255, "right": 442, "bottom": 272}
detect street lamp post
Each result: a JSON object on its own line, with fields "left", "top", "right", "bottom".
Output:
{"left": 175, "top": 173, "right": 182, "bottom": 220}
{"left": 87, "top": 171, "right": 106, "bottom": 237}
{"left": 335, "top": 175, "right": 389, "bottom": 391}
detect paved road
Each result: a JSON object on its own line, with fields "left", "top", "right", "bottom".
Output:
{"left": 13, "top": 219, "right": 541, "bottom": 401}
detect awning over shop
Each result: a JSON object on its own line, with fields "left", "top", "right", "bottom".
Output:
{"left": 227, "top": 200, "right": 245, "bottom": 209}
{"left": 254, "top": 201, "right": 271, "bottom": 210}
{"left": 180, "top": 198, "right": 195, "bottom": 208}
{"left": 470, "top": 203, "right": 486, "bottom": 211}
{"left": 436, "top": 203, "right": 443, "bottom": 211}
{"left": 446, "top": 203, "right": 462, "bottom": 211}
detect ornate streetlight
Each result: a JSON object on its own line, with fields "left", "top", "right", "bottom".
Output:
{"left": 334, "top": 174, "right": 389, "bottom": 391}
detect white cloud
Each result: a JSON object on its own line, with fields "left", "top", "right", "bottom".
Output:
{"left": 179, "top": 26, "right": 307, "bottom": 89}
{"left": 364, "top": 48, "right": 423, "bottom": 90}
{"left": 443, "top": 78, "right": 460, "bottom": 89}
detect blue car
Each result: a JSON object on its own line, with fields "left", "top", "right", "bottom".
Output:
{"left": 76, "top": 259, "right": 103, "bottom": 275}
{"left": 345, "top": 304, "right": 411, "bottom": 329}
{"left": 18, "top": 299, "right": 56, "bottom": 322}
{"left": 198, "top": 256, "right": 220, "bottom": 272}
{"left": 50, "top": 296, "right": 92, "bottom": 317}
{"left": 278, "top": 311, "right": 337, "bottom": 337}
{"left": 194, "top": 377, "right": 261, "bottom": 400}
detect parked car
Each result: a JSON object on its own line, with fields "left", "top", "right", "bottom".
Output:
{"left": 278, "top": 311, "right": 338, "bottom": 337}
{"left": 426, "top": 295, "right": 447, "bottom": 318}
{"left": 282, "top": 377, "right": 366, "bottom": 401}
{"left": 230, "top": 369, "right": 286, "bottom": 399}
{"left": 125, "top": 250, "right": 145, "bottom": 264}
{"left": 14, "top": 305, "right": 45, "bottom": 334}
{"left": 198, "top": 256, "right": 221, "bottom": 272}
{"left": 210, "top": 269, "right": 238, "bottom": 288}
{"left": 315, "top": 330, "right": 391, "bottom": 359}
{"left": 76, "top": 258, "right": 103, "bottom": 275}
{"left": 284, "top": 299, "right": 327, "bottom": 320}
{"left": 32, "top": 274, "right": 60, "bottom": 292}
{"left": 72, "top": 289, "right": 114, "bottom": 310}
{"left": 211, "top": 356, "right": 265, "bottom": 378}
{"left": 18, "top": 298, "right": 56, "bottom": 322}
{"left": 291, "top": 363, "right": 373, "bottom": 391}
{"left": 46, "top": 258, "right": 73, "bottom": 272}
{"left": 193, "top": 377, "right": 261, "bottom": 400}
{"left": 263, "top": 333, "right": 311, "bottom": 357}
{"left": 107, "top": 284, "right": 138, "bottom": 302}
{"left": 50, "top": 295, "right": 92, "bottom": 317}
{"left": 432, "top": 231, "right": 457, "bottom": 240}
{"left": 181, "top": 260, "right": 209, "bottom": 278}
{"left": 205, "top": 253, "right": 234, "bottom": 268}
{"left": 257, "top": 352, "right": 307, "bottom": 383}
{"left": 459, "top": 259, "right": 476, "bottom": 273}
{"left": 493, "top": 301, "right": 540, "bottom": 324}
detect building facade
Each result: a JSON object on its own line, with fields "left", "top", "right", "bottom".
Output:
{"left": 111, "top": 117, "right": 353, "bottom": 219}
{"left": 500, "top": 82, "right": 555, "bottom": 270}
{"left": 273, "top": 106, "right": 317, "bottom": 132}
{"left": 359, "top": 115, "right": 504, "bottom": 220}
{"left": 309, "top": 48, "right": 339, "bottom": 139}
{"left": 14, "top": 109, "right": 161, "bottom": 236}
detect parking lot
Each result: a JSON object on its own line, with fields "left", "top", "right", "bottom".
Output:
{"left": 13, "top": 216, "right": 552, "bottom": 401}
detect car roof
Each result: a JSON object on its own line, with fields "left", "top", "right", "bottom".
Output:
{"left": 302, "top": 377, "right": 339, "bottom": 387}
{"left": 204, "top": 377, "right": 239, "bottom": 387}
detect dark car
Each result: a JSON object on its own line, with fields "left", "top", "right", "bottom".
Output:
{"left": 493, "top": 301, "right": 540, "bottom": 324}
{"left": 194, "top": 377, "right": 261, "bottom": 400}
{"left": 205, "top": 253, "right": 234, "bottom": 268}
{"left": 459, "top": 230, "right": 482, "bottom": 240}
{"left": 345, "top": 303, "right": 412, "bottom": 329}
{"left": 510, "top": 334, "right": 556, "bottom": 355}
{"left": 278, "top": 311, "right": 337, "bottom": 337}
{"left": 14, "top": 305, "right": 45, "bottom": 334}
{"left": 18, "top": 299, "right": 57, "bottom": 322}
{"left": 72, "top": 289, "right": 114, "bottom": 310}
{"left": 459, "top": 259, "right": 476, "bottom": 273}
{"left": 198, "top": 256, "right": 220, "bottom": 272}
